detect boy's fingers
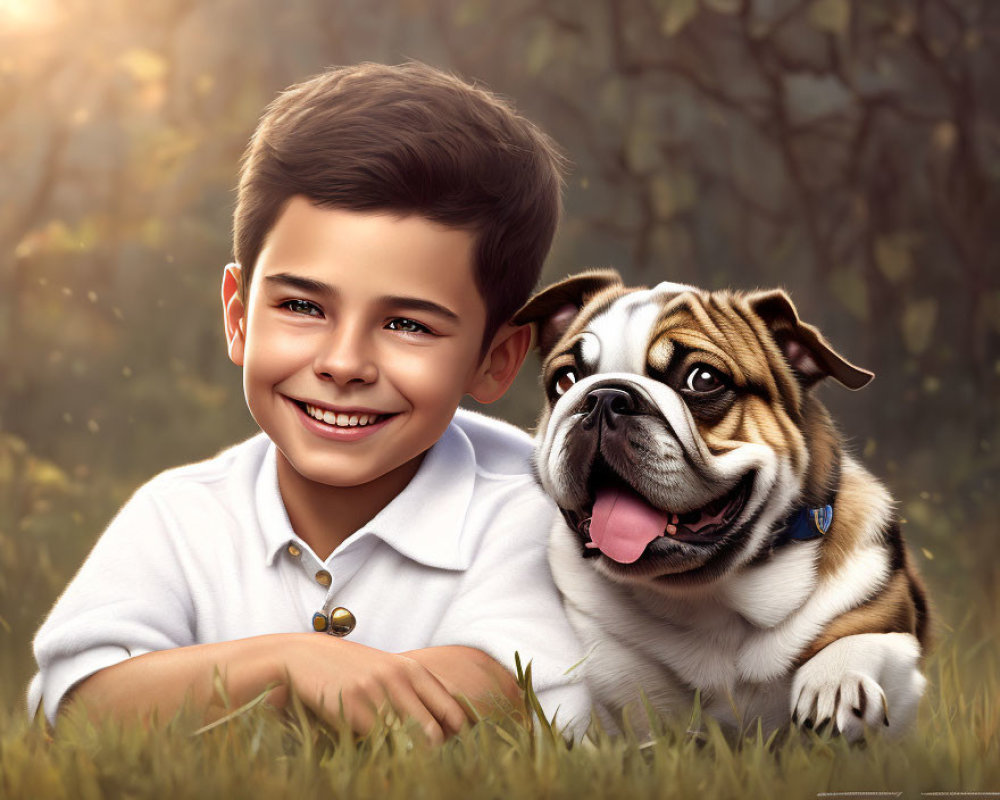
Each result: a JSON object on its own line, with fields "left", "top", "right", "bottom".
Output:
{"left": 408, "top": 667, "right": 469, "bottom": 737}
{"left": 382, "top": 659, "right": 466, "bottom": 739}
{"left": 345, "top": 703, "right": 379, "bottom": 737}
{"left": 292, "top": 647, "right": 465, "bottom": 742}
{"left": 382, "top": 686, "right": 446, "bottom": 745}
{"left": 315, "top": 686, "right": 380, "bottom": 736}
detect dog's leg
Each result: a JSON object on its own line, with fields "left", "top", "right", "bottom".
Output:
{"left": 790, "top": 632, "right": 925, "bottom": 741}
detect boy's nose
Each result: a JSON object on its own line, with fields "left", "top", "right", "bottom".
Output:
{"left": 313, "top": 324, "right": 378, "bottom": 385}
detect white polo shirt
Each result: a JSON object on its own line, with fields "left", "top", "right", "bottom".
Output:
{"left": 28, "top": 409, "right": 591, "bottom": 732}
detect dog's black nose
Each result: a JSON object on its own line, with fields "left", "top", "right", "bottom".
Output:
{"left": 582, "top": 386, "right": 637, "bottom": 430}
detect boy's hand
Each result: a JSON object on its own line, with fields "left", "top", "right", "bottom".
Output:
{"left": 404, "top": 646, "right": 522, "bottom": 720}
{"left": 279, "top": 635, "right": 468, "bottom": 743}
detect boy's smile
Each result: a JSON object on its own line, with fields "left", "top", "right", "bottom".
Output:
{"left": 223, "top": 197, "right": 510, "bottom": 519}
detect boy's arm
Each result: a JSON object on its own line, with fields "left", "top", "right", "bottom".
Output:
{"left": 67, "top": 633, "right": 469, "bottom": 743}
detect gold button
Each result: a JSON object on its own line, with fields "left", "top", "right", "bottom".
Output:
{"left": 328, "top": 607, "right": 356, "bottom": 637}
{"left": 287, "top": 543, "right": 301, "bottom": 558}
{"left": 315, "top": 570, "right": 332, "bottom": 587}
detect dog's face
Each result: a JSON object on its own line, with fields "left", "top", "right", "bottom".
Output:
{"left": 514, "top": 270, "right": 873, "bottom": 586}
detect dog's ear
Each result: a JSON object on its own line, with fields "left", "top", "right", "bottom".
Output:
{"left": 749, "top": 289, "right": 874, "bottom": 390}
{"left": 513, "top": 269, "right": 625, "bottom": 359}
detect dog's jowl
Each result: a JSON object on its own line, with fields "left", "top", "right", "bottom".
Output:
{"left": 514, "top": 270, "right": 929, "bottom": 741}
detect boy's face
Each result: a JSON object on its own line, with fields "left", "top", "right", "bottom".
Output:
{"left": 223, "top": 196, "right": 517, "bottom": 490}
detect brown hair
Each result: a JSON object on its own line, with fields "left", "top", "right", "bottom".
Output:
{"left": 234, "top": 61, "right": 566, "bottom": 348}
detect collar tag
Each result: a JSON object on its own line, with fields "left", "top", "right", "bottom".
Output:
{"left": 811, "top": 504, "right": 834, "bottom": 535}
{"left": 782, "top": 503, "right": 833, "bottom": 543}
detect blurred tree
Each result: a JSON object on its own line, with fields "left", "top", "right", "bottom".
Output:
{"left": 435, "top": 0, "right": 1000, "bottom": 450}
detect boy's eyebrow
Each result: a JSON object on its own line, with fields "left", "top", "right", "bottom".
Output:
{"left": 375, "top": 295, "right": 460, "bottom": 322}
{"left": 264, "top": 273, "right": 331, "bottom": 295}
{"left": 263, "top": 274, "right": 461, "bottom": 322}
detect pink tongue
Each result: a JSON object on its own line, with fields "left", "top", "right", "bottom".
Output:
{"left": 589, "top": 485, "right": 672, "bottom": 564}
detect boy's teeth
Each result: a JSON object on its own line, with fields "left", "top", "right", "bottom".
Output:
{"left": 305, "top": 404, "right": 379, "bottom": 428}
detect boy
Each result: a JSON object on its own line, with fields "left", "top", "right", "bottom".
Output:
{"left": 28, "top": 62, "right": 591, "bottom": 743}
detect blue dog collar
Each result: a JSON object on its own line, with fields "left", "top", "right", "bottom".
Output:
{"left": 776, "top": 503, "right": 833, "bottom": 545}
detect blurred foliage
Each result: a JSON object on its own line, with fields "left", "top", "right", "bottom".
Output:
{"left": 0, "top": 0, "right": 995, "bottom": 468}
{"left": 0, "top": 0, "right": 998, "bottom": 732}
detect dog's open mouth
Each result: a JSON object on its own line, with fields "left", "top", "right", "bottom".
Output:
{"left": 563, "top": 467, "right": 754, "bottom": 564}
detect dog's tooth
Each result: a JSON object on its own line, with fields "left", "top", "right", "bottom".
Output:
{"left": 666, "top": 524, "right": 677, "bottom": 536}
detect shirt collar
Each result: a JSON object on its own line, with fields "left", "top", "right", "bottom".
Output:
{"left": 256, "top": 420, "right": 478, "bottom": 571}
{"left": 256, "top": 443, "right": 298, "bottom": 567}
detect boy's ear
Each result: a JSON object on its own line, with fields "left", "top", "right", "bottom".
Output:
{"left": 221, "top": 263, "right": 247, "bottom": 367}
{"left": 467, "top": 323, "right": 533, "bottom": 404}
{"left": 512, "top": 269, "right": 625, "bottom": 359}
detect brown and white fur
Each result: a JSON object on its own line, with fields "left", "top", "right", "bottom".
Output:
{"left": 514, "top": 270, "right": 929, "bottom": 740}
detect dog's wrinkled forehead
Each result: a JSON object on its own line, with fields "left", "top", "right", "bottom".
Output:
{"left": 578, "top": 281, "right": 697, "bottom": 374}
{"left": 516, "top": 268, "right": 873, "bottom": 402}
{"left": 557, "top": 282, "right": 806, "bottom": 408}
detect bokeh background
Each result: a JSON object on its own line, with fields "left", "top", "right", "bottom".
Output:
{"left": 1, "top": 0, "right": 997, "bottom": 713}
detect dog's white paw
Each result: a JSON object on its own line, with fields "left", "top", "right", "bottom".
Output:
{"left": 790, "top": 632, "right": 926, "bottom": 742}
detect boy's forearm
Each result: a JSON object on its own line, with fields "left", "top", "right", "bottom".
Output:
{"left": 404, "top": 646, "right": 521, "bottom": 718}
{"left": 63, "top": 638, "right": 516, "bottom": 734}
{"left": 65, "top": 634, "right": 293, "bottom": 724}
{"left": 63, "top": 635, "right": 471, "bottom": 742}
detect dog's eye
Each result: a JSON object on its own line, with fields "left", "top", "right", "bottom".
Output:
{"left": 685, "top": 365, "right": 726, "bottom": 393}
{"left": 553, "top": 368, "right": 578, "bottom": 397}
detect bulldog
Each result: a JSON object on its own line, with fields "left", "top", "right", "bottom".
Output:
{"left": 513, "top": 270, "right": 929, "bottom": 740}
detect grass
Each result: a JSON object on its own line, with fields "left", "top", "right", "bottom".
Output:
{"left": 1, "top": 632, "right": 998, "bottom": 800}
{"left": 1, "top": 432, "right": 999, "bottom": 798}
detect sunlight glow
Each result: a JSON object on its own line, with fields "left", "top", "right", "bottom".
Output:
{"left": 0, "top": 0, "right": 54, "bottom": 27}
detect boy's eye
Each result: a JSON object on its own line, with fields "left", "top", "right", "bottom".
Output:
{"left": 385, "top": 318, "right": 431, "bottom": 335}
{"left": 282, "top": 299, "right": 322, "bottom": 316}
